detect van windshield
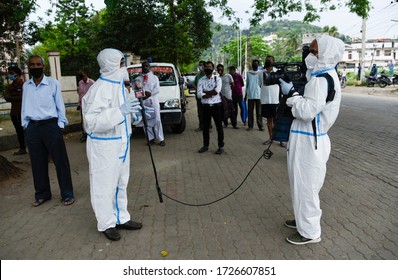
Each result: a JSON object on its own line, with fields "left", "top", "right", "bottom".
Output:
{"left": 128, "top": 66, "right": 176, "bottom": 86}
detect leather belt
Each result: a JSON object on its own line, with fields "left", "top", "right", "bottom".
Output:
{"left": 202, "top": 102, "right": 221, "bottom": 107}
{"left": 30, "top": 117, "right": 58, "bottom": 125}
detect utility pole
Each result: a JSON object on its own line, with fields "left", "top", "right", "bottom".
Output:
{"left": 244, "top": 35, "right": 249, "bottom": 77}
{"left": 360, "top": 18, "right": 366, "bottom": 82}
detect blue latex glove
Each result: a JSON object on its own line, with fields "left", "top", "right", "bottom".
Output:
{"left": 279, "top": 78, "right": 294, "bottom": 96}
{"left": 120, "top": 97, "right": 141, "bottom": 115}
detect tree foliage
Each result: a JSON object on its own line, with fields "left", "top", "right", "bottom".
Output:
{"left": 0, "top": 0, "right": 36, "bottom": 68}
{"left": 33, "top": 0, "right": 95, "bottom": 76}
{"left": 99, "top": 0, "right": 213, "bottom": 66}
{"left": 251, "top": 0, "right": 372, "bottom": 26}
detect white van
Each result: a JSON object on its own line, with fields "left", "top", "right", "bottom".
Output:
{"left": 127, "top": 63, "right": 187, "bottom": 133}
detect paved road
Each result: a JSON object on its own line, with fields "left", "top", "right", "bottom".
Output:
{"left": 0, "top": 89, "right": 397, "bottom": 260}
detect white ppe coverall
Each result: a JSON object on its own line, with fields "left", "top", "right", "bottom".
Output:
{"left": 82, "top": 48, "right": 133, "bottom": 232}
{"left": 137, "top": 72, "right": 164, "bottom": 142}
{"left": 286, "top": 36, "right": 345, "bottom": 239}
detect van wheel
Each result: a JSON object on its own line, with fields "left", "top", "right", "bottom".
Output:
{"left": 171, "top": 115, "right": 186, "bottom": 134}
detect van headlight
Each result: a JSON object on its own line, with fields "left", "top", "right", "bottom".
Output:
{"left": 164, "top": 98, "right": 180, "bottom": 108}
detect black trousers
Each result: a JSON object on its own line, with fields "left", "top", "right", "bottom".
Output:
{"left": 26, "top": 119, "right": 74, "bottom": 201}
{"left": 202, "top": 103, "right": 224, "bottom": 148}
{"left": 232, "top": 95, "right": 244, "bottom": 124}
{"left": 247, "top": 99, "right": 263, "bottom": 129}
{"left": 11, "top": 114, "right": 25, "bottom": 150}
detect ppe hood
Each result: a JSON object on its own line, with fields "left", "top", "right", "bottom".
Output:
{"left": 313, "top": 35, "right": 345, "bottom": 73}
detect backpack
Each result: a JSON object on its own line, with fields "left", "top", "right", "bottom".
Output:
{"left": 272, "top": 73, "right": 336, "bottom": 149}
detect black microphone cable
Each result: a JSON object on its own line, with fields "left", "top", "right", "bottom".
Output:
{"left": 142, "top": 123, "right": 274, "bottom": 206}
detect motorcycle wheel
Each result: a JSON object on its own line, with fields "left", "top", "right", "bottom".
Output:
{"left": 393, "top": 78, "right": 398, "bottom": 85}
{"left": 378, "top": 79, "right": 387, "bottom": 88}
{"left": 366, "top": 79, "right": 374, "bottom": 87}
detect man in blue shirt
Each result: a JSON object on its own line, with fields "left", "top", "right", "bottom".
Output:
{"left": 245, "top": 59, "right": 263, "bottom": 131}
{"left": 21, "top": 55, "right": 75, "bottom": 207}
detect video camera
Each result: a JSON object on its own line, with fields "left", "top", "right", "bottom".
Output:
{"left": 265, "top": 46, "right": 310, "bottom": 144}
{"left": 263, "top": 45, "right": 310, "bottom": 94}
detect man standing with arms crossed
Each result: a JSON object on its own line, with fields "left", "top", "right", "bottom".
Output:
{"left": 197, "top": 61, "right": 224, "bottom": 155}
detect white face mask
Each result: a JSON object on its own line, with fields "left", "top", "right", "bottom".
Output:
{"left": 117, "top": 66, "right": 129, "bottom": 82}
{"left": 305, "top": 53, "right": 318, "bottom": 69}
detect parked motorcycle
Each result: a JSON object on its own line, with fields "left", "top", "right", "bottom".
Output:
{"left": 392, "top": 74, "right": 398, "bottom": 85}
{"left": 378, "top": 73, "right": 398, "bottom": 88}
{"left": 366, "top": 75, "right": 378, "bottom": 87}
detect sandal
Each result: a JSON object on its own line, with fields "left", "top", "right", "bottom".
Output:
{"left": 280, "top": 142, "right": 287, "bottom": 148}
{"left": 62, "top": 197, "right": 75, "bottom": 206}
{"left": 263, "top": 139, "right": 273, "bottom": 145}
{"left": 33, "top": 198, "right": 49, "bottom": 207}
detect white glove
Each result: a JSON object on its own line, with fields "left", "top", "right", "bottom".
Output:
{"left": 143, "top": 105, "right": 155, "bottom": 119}
{"left": 279, "top": 78, "right": 294, "bottom": 96}
{"left": 120, "top": 97, "right": 141, "bottom": 115}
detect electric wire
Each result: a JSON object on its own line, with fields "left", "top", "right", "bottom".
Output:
{"left": 143, "top": 118, "right": 274, "bottom": 207}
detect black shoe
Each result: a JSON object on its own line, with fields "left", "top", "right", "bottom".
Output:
{"left": 246, "top": 127, "right": 252, "bottom": 131}
{"left": 284, "top": 219, "right": 297, "bottom": 229}
{"left": 215, "top": 147, "right": 224, "bottom": 155}
{"left": 259, "top": 128, "right": 264, "bottom": 131}
{"left": 223, "top": 124, "right": 228, "bottom": 128}
{"left": 13, "top": 149, "right": 27, "bottom": 156}
{"left": 233, "top": 126, "right": 239, "bottom": 129}
{"left": 159, "top": 141, "right": 166, "bottom": 146}
{"left": 103, "top": 227, "right": 121, "bottom": 241}
{"left": 116, "top": 220, "right": 142, "bottom": 230}
{"left": 147, "top": 139, "right": 155, "bottom": 146}
{"left": 198, "top": 146, "right": 208, "bottom": 153}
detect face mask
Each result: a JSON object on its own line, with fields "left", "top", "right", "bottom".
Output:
{"left": 305, "top": 53, "right": 318, "bottom": 69}
{"left": 30, "top": 68, "right": 44, "bottom": 79}
{"left": 264, "top": 61, "right": 272, "bottom": 68}
{"left": 142, "top": 66, "right": 150, "bottom": 74}
{"left": 118, "top": 67, "right": 129, "bottom": 82}
{"left": 252, "top": 64, "right": 258, "bottom": 71}
{"left": 8, "top": 74, "right": 17, "bottom": 81}
{"left": 198, "top": 66, "right": 203, "bottom": 72}
{"left": 204, "top": 68, "right": 213, "bottom": 75}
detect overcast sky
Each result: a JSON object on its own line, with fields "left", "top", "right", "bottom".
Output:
{"left": 31, "top": 0, "right": 398, "bottom": 40}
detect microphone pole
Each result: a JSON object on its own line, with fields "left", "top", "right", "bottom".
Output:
{"left": 131, "top": 77, "right": 163, "bottom": 203}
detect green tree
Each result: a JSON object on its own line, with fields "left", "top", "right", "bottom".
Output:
{"left": 251, "top": 0, "right": 372, "bottom": 26}
{"left": 35, "top": 0, "right": 95, "bottom": 76}
{"left": 99, "top": 0, "right": 213, "bottom": 66}
{"left": 0, "top": 0, "right": 37, "bottom": 68}
{"left": 248, "top": 35, "right": 271, "bottom": 64}
{"left": 322, "top": 25, "right": 339, "bottom": 37}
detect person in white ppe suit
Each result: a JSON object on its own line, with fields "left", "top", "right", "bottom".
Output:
{"left": 279, "top": 35, "right": 345, "bottom": 245}
{"left": 135, "top": 60, "right": 165, "bottom": 146}
{"left": 83, "top": 48, "right": 146, "bottom": 241}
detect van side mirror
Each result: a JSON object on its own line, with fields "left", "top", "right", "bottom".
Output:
{"left": 179, "top": 77, "right": 185, "bottom": 85}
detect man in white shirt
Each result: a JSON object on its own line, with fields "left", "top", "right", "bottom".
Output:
{"left": 261, "top": 55, "right": 286, "bottom": 147}
{"left": 217, "top": 64, "right": 237, "bottom": 129}
{"left": 197, "top": 61, "right": 224, "bottom": 154}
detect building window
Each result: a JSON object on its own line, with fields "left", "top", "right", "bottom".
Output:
{"left": 385, "top": 50, "right": 391, "bottom": 56}
{"left": 376, "top": 50, "right": 380, "bottom": 56}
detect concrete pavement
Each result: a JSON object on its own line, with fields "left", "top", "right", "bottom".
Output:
{"left": 0, "top": 88, "right": 397, "bottom": 260}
